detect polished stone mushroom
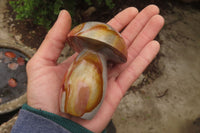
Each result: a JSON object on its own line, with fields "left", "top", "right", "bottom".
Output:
{"left": 60, "top": 22, "right": 127, "bottom": 119}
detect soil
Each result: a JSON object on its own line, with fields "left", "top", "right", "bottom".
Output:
{"left": 113, "top": 3, "right": 200, "bottom": 133}
{"left": 5, "top": 3, "right": 47, "bottom": 49}
{"left": 5, "top": 0, "right": 199, "bottom": 49}
{"left": 0, "top": 0, "right": 200, "bottom": 133}
{"left": 5, "top": 0, "right": 198, "bottom": 85}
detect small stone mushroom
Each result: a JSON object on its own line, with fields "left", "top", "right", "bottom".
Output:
{"left": 8, "top": 63, "right": 19, "bottom": 70}
{"left": 60, "top": 22, "right": 127, "bottom": 119}
{"left": 8, "top": 78, "right": 17, "bottom": 88}
{"left": 17, "top": 57, "right": 25, "bottom": 65}
{"left": 5, "top": 51, "right": 16, "bottom": 58}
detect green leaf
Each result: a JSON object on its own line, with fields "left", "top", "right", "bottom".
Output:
{"left": 105, "top": 0, "right": 115, "bottom": 9}
{"left": 84, "top": 0, "right": 92, "bottom": 5}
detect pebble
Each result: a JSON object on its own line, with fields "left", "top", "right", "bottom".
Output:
{"left": 10, "top": 24, "right": 15, "bottom": 31}
{"left": 14, "top": 34, "right": 22, "bottom": 42}
{"left": 8, "top": 63, "right": 18, "bottom": 70}
{"left": 17, "top": 57, "right": 25, "bottom": 65}
{"left": 82, "top": 7, "right": 96, "bottom": 18}
{"left": 5, "top": 51, "right": 16, "bottom": 58}
{"left": 8, "top": 78, "right": 17, "bottom": 87}
{"left": 9, "top": 17, "right": 13, "bottom": 22}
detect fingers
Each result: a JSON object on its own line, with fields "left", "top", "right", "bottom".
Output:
{"left": 80, "top": 41, "right": 160, "bottom": 130}
{"left": 35, "top": 10, "right": 72, "bottom": 65}
{"left": 129, "top": 15, "right": 164, "bottom": 55}
{"left": 107, "top": 7, "right": 138, "bottom": 32}
{"left": 109, "top": 14, "right": 164, "bottom": 78}
{"left": 116, "top": 41, "right": 160, "bottom": 93}
{"left": 75, "top": 41, "right": 160, "bottom": 132}
{"left": 121, "top": 5, "right": 160, "bottom": 46}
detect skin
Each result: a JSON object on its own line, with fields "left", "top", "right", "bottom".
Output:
{"left": 26, "top": 5, "right": 164, "bottom": 133}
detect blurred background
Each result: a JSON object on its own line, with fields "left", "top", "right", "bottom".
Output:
{"left": 0, "top": 0, "right": 200, "bottom": 132}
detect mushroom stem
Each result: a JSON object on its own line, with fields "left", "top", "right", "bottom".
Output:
{"left": 61, "top": 49, "right": 107, "bottom": 119}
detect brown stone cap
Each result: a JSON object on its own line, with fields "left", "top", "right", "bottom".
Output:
{"left": 67, "top": 22, "right": 127, "bottom": 63}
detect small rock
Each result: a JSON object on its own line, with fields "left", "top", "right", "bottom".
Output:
{"left": 82, "top": 7, "right": 96, "bottom": 18}
{"left": 5, "top": 51, "right": 16, "bottom": 58}
{"left": 8, "top": 63, "right": 19, "bottom": 70}
{"left": 31, "top": 30, "right": 36, "bottom": 34}
{"left": 10, "top": 24, "right": 15, "bottom": 31}
{"left": 32, "top": 48, "right": 37, "bottom": 51}
{"left": 8, "top": 78, "right": 17, "bottom": 87}
{"left": 17, "top": 57, "right": 25, "bottom": 65}
{"left": 15, "top": 34, "right": 22, "bottom": 42}
{"left": 9, "top": 17, "right": 13, "bottom": 22}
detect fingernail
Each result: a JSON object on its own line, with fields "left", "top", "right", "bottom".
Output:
{"left": 58, "top": 10, "right": 64, "bottom": 18}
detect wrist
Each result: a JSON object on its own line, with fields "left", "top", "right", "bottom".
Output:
{"left": 22, "top": 104, "right": 94, "bottom": 133}
{"left": 27, "top": 99, "right": 59, "bottom": 115}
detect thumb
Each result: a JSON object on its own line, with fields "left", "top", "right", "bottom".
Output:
{"left": 35, "top": 10, "right": 72, "bottom": 65}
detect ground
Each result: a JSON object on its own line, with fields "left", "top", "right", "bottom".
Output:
{"left": 113, "top": 4, "right": 200, "bottom": 133}
{"left": 0, "top": 0, "right": 200, "bottom": 133}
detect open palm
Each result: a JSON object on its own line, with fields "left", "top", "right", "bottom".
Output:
{"left": 26, "top": 5, "right": 164, "bottom": 133}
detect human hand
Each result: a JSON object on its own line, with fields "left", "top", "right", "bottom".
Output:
{"left": 26, "top": 5, "right": 164, "bottom": 133}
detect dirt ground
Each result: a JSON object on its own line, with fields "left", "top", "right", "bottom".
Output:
{"left": 0, "top": 0, "right": 200, "bottom": 133}
{"left": 113, "top": 4, "right": 200, "bottom": 133}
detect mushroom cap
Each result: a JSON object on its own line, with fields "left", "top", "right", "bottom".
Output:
{"left": 67, "top": 22, "right": 127, "bottom": 63}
